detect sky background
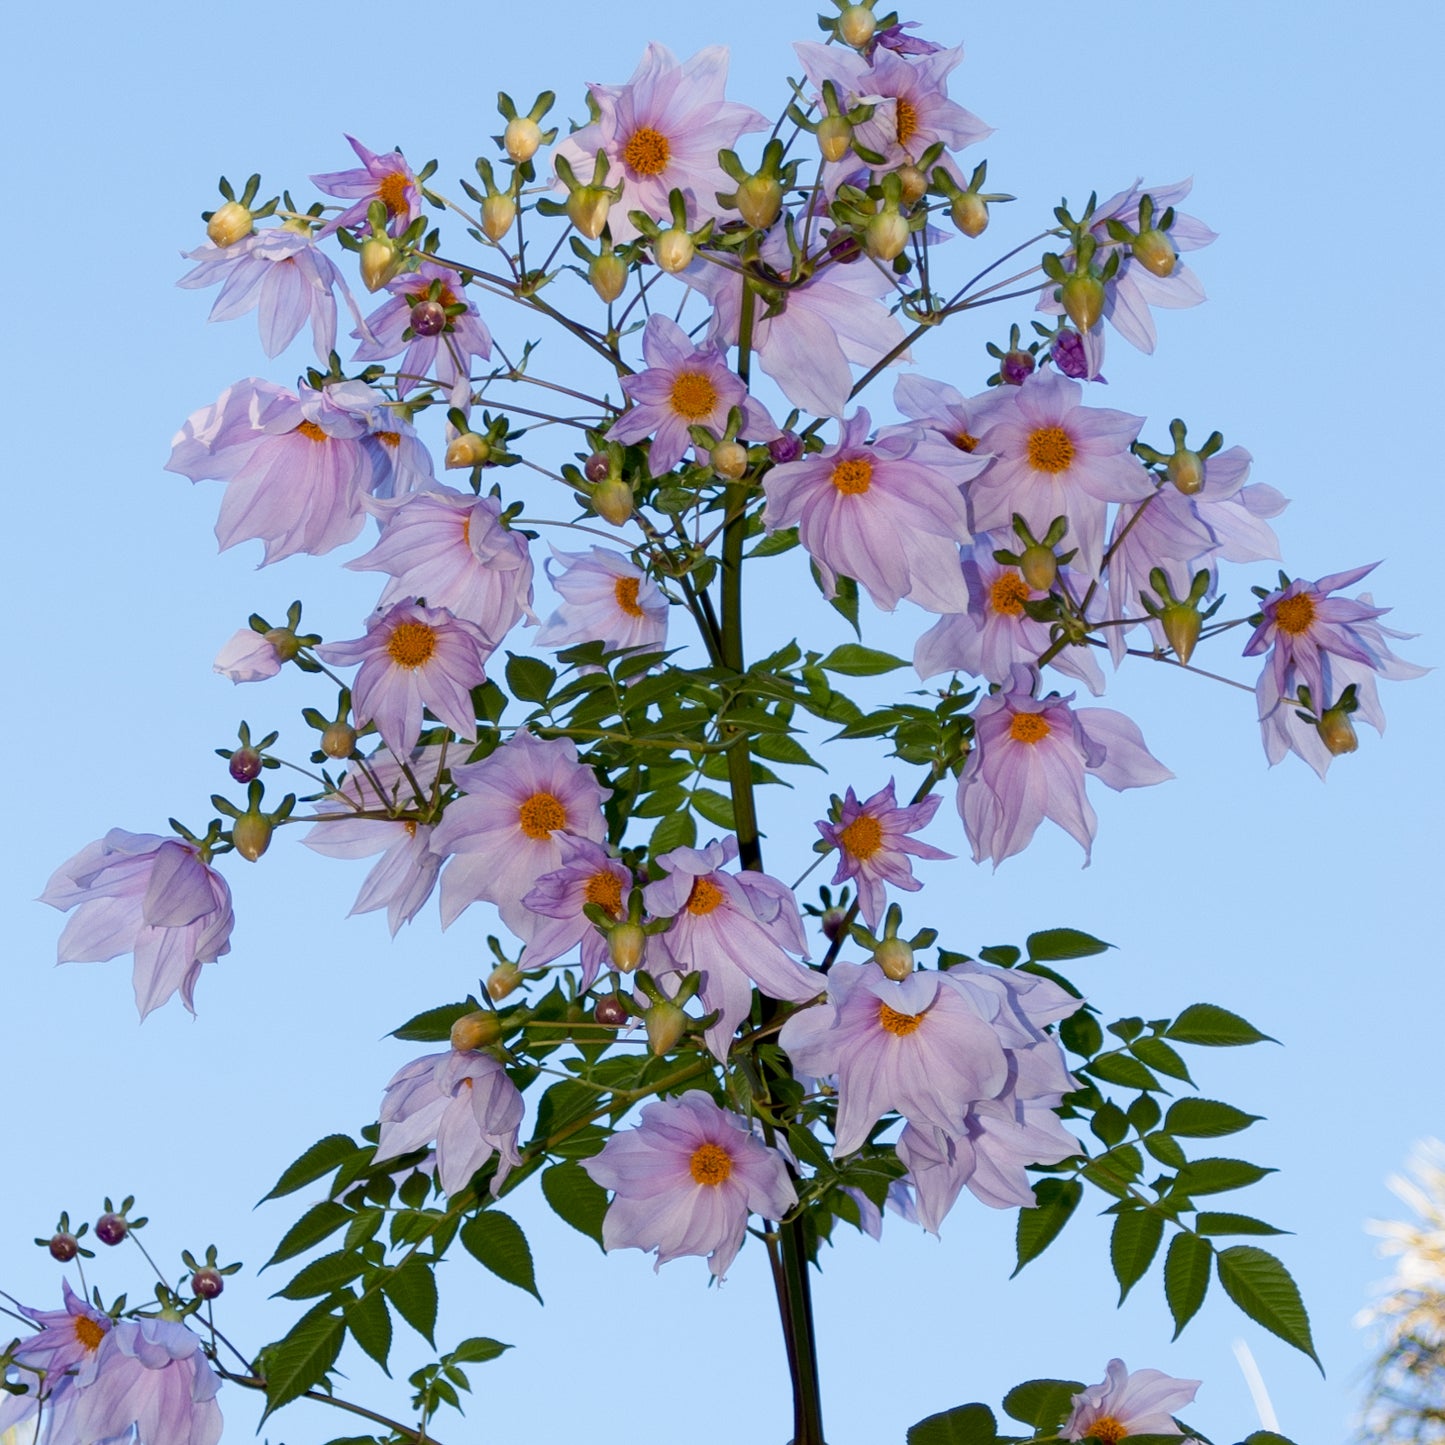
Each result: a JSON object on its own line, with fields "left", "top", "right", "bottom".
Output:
{"left": 5, "top": 2, "right": 1443, "bottom": 1443}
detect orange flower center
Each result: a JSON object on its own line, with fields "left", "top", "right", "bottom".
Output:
{"left": 669, "top": 370, "right": 719, "bottom": 420}
{"left": 1027, "top": 425, "right": 1075, "bottom": 474}
{"left": 1274, "top": 593, "right": 1316, "bottom": 636}
{"left": 1089, "top": 1418, "right": 1128, "bottom": 1444}
{"left": 623, "top": 126, "right": 671, "bottom": 176}
{"left": 386, "top": 620, "right": 438, "bottom": 669}
{"left": 1008, "top": 712, "right": 1051, "bottom": 744}
{"left": 838, "top": 813, "right": 885, "bottom": 860}
{"left": 584, "top": 869, "right": 624, "bottom": 915}
{"left": 518, "top": 792, "right": 567, "bottom": 839}
{"left": 954, "top": 430, "right": 979, "bottom": 452}
{"left": 831, "top": 458, "right": 873, "bottom": 495}
{"left": 877, "top": 1001, "right": 922, "bottom": 1036}
{"left": 73, "top": 1316, "right": 106, "bottom": 1352}
{"left": 895, "top": 97, "right": 920, "bottom": 148}
{"left": 614, "top": 576, "right": 645, "bottom": 618}
{"left": 376, "top": 430, "right": 400, "bottom": 449}
{"left": 689, "top": 1141, "right": 733, "bottom": 1186}
{"left": 989, "top": 574, "right": 1031, "bottom": 617}
{"left": 296, "top": 419, "right": 329, "bottom": 443}
{"left": 403, "top": 820, "right": 418, "bottom": 837}
{"left": 462, "top": 514, "right": 473, "bottom": 548}
{"left": 377, "top": 171, "right": 411, "bottom": 217}
{"left": 686, "top": 877, "right": 725, "bottom": 915}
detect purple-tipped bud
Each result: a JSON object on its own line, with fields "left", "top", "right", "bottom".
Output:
{"left": 190, "top": 1268, "right": 224, "bottom": 1300}
{"left": 321, "top": 721, "right": 357, "bottom": 759}
{"left": 95, "top": 1213, "right": 128, "bottom": 1247}
{"left": 820, "top": 906, "right": 848, "bottom": 941}
{"left": 594, "top": 995, "right": 630, "bottom": 1027}
{"left": 48, "top": 1233, "right": 80, "bottom": 1262}
{"left": 711, "top": 440, "right": 748, "bottom": 481}
{"left": 584, "top": 452, "right": 611, "bottom": 483}
{"left": 207, "top": 201, "right": 254, "bottom": 249}
{"left": 768, "top": 432, "right": 803, "bottom": 465}
{"left": 1060, "top": 274, "right": 1105, "bottom": 333}
{"left": 410, "top": 300, "right": 447, "bottom": 337}
{"left": 1051, "top": 329, "right": 1089, "bottom": 380}
{"left": 228, "top": 748, "right": 263, "bottom": 784}
{"left": 451, "top": 1009, "right": 503, "bottom": 1051}
{"left": 999, "top": 348, "right": 1035, "bottom": 386}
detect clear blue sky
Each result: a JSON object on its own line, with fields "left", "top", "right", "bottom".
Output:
{"left": 5, "top": 3, "right": 1442, "bottom": 1443}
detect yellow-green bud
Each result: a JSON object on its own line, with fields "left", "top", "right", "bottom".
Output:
{"left": 1131, "top": 227, "right": 1177, "bottom": 278}
{"left": 643, "top": 997, "right": 687, "bottom": 1056}
{"left": 838, "top": 3, "right": 876, "bottom": 48}
{"left": 817, "top": 114, "right": 852, "bottom": 164}
{"left": 487, "top": 961, "right": 523, "bottom": 1001}
{"left": 874, "top": 937, "right": 914, "bottom": 981}
{"left": 655, "top": 227, "right": 695, "bottom": 274}
{"left": 897, "top": 164, "right": 927, "bottom": 207}
{"left": 450, "top": 1009, "right": 503, "bottom": 1051}
{"left": 865, "top": 211, "right": 909, "bottom": 262}
{"left": 1316, "top": 706, "right": 1359, "bottom": 757}
{"left": 591, "top": 476, "right": 634, "bottom": 527}
{"left": 504, "top": 116, "right": 542, "bottom": 165}
{"left": 711, "top": 440, "right": 749, "bottom": 480}
{"left": 360, "top": 236, "right": 403, "bottom": 293}
{"left": 321, "top": 720, "right": 357, "bottom": 759}
{"left": 1160, "top": 603, "right": 1202, "bottom": 665}
{"left": 1019, "top": 545, "right": 1057, "bottom": 593}
{"left": 567, "top": 186, "right": 611, "bottom": 240}
{"left": 446, "top": 432, "right": 492, "bottom": 469}
{"left": 736, "top": 174, "right": 782, "bottom": 230}
{"left": 232, "top": 812, "right": 273, "bottom": 863}
{"left": 263, "top": 626, "right": 303, "bottom": 661}
{"left": 1167, "top": 449, "right": 1206, "bottom": 496}
{"left": 951, "top": 192, "right": 989, "bottom": 238}
{"left": 481, "top": 193, "right": 516, "bottom": 242}
{"left": 607, "top": 921, "right": 646, "bottom": 973}
{"left": 207, "top": 200, "right": 254, "bottom": 249}
{"left": 1060, "top": 273, "right": 1105, "bottom": 333}
{"left": 589, "top": 250, "right": 628, "bottom": 304}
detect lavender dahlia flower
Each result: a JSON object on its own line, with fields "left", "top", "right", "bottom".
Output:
{"left": 213, "top": 627, "right": 285, "bottom": 684}
{"left": 534, "top": 546, "right": 669, "bottom": 656}
{"left": 42, "top": 831, "right": 234, "bottom": 1019}
{"left": 1061, "top": 1358, "right": 1200, "bottom": 1441}
{"left": 520, "top": 834, "right": 634, "bottom": 987}
{"left": 0, "top": 1281, "right": 112, "bottom": 1434}
{"left": 582, "top": 1091, "right": 796, "bottom": 1278}
{"left": 311, "top": 134, "right": 422, "bottom": 237}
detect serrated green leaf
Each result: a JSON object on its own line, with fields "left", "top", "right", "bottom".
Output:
{"left": 1215, "top": 1246, "right": 1319, "bottom": 1366}
{"left": 1060, "top": 1009, "right": 1104, "bottom": 1057}
{"left": 449, "top": 1336, "right": 512, "bottom": 1364}
{"left": 344, "top": 1207, "right": 385, "bottom": 1251}
{"left": 1241, "top": 1433, "right": 1300, "bottom": 1445}
{"left": 690, "top": 788, "right": 737, "bottom": 829}
{"left": 541, "top": 1161, "right": 608, "bottom": 1248}
{"left": 384, "top": 1259, "right": 439, "bottom": 1345}
{"left": 459, "top": 1212, "right": 541, "bottom": 1302}
{"left": 1194, "top": 1212, "right": 1288, "bottom": 1237}
{"left": 1026, "top": 927, "right": 1111, "bottom": 961}
{"left": 906, "top": 1402, "right": 998, "bottom": 1445}
{"left": 1163, "top": 1230, "right": 1212, "bottom": 1337}
{"left": 1084, "top": 1053, "right": 1159, "bottom": 1091}
{"left": 1166, "top": 1004, "right": 1276, "bottom": 1047}
{"left": 1129, "top": 1036, "right": 1194, "bottom": 1083}
{"left": 748, "top": 525, "right": 800, "bottom": 557}
{"left": 391, "top": 1000, "right": 480, "bottom": 1042}
{"left": 1143, "top": 1132, "right": 1187, "bottom": 1168}
{"left": 260, "top": 1301, "right": 345, "bottom": 1420}
{"left": 266, "top": 1201, "right": 351, "bottom": 1268}
{"left": 1090, "top": 1101, "right": 1129, "bottom": 1149}
{"left": 262, "top": 1135, "right": 362, "bottom": 1202}
{"left": 1164, "top": 1099, "right": 1262, "bottom": 1139}
{"left": 1014, "top": 1178, "right": 1082, "bottom": 1274}
{"left": 821, "top": 572, "right": 861, "bottom": 636}
{"left": 504, "top": 653, "right": 555, "bottom": 703}
{"left": 1111, "top": 1208, "right": 1165, "bottom": 1302}
{"left": 1001, "top": 1378, "right": 1084, "bottom": 1431}
{"left": 1175, "top": 1157, "right": 1275, "bottom": 1197}
{"left": 274, "top": 1249, "right": 366, "bottom": 1301}
{"left": 533, "top": 1079, "right": 600, "bottom": 1141}
{"left": 751, "top": 732, "right": 822, "bottom": 769}
{"left": 1082, "top": 1145, "right": 1143, "bottom": 1198}
{"left": 818, "top": 644, "right": 909, "bottom": 676}
{"left": 345, "top": 1287, "right": 392, "bottom": 1371}
{"left": 649, "top": 809, "right": 696, "bottom": 857}
{"left": 977, "top": 944, "right": 1021, "bottom": 967}
{"left": 1127, "top": 1094, "right": 1162, "bottom": 1135}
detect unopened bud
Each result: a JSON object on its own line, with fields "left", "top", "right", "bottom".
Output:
{"left": 1060, "top": 273, "right": 1105, "bottom": 333}
{"left": 482, "top": 193, "right": 516, "bottom": 242}
{"left": 48, "top": 1233, "right": 80, "bottom": 1262}
{"left": 410, "top": 299, "right": 447, "bottom": 337}
{"left": 487, "top": 962, "right": 523, "bottom": 1001}
{"left": 816, "top": 114, "right": 852, "bottom": 164}
{"left": 504, "top": 116, "right": 542, "bottom": 164}
{"left": 711, "top": 440, "right": 748, "bottom": 480}
{"left": 232, "top": 811, "right": 273, "bottom": 863}
{"left": 1159, "top": 603, "right": 1203, "bottom": 665}
{"left": 360, "top": 237, "right": 402, "bottom": 292}
{"left": 589, "top": 249, "right": 628, "bottom": 303}
{"left": 643, "top": 997, "right": 687, "bottom": 1057}
{"left": 591, "top": 476, "right": 634, "bottom": 527}
{"left": 263, "top": 626, "right": 303, "bottom": 661}
{"left": 865, "top": 211, "right": 909, "bottom": 262}
{"left": 446, "top": 432, "right": 492, "bottom": 469}
{"left": 768, "top": 432, "right": 803, "bottom": 465}
{"left": 321, "top": 720, "right": 357, "bottom": 759}
{"left": 95, "top": 1213, "right": 128, "bottom": 1247}
{"left": 820, "top": 906, "right": 848, "bottom": 941}
{"left": 655, "top": 227, "right": 695, "bottom": 274}
{"left": 207, "top": 201, "right": 254, "bottom": 249}
{"left": 897, "top": 165, "right": 927, "bottom": 207}
{"left": 736, "top": 174, "right": 783, "bottom": 230}
{"left": 1316, "top": 706, "right": 1359, "bottom": 758}
{"left": 1131, "top": 227, "right": 1177, "bottom": 278}
{"left": 951, "top": 192, "right": 989, "bottom": 238}
{"left": 998, "top": 348, "right": 1035, "bottom": 387}
{"left": 567, "top": 186, "right": 611, "bottom": 240}
{"left": 874, "top": 937, "right": 914, "bottom": 981}
{"left": 838, "top": 3, "right": 877, "bottom": 48}
{"left": 607, "top": 921, "right": 646, "bottom": 973}
{"left": 1051, "top": 329, "right": 1089, "bottom": 379}
{"left": 584, "top": 451, "right": 611, "bottom": 482}
{"left": 190, "top": 1268, "right": 224, "bottom": 1300}
{"left": 1019, "top": 545, "right": 1057, "bottom": 593}
{"left": 450, "top": 1009, "right": 503, "bottom": 1051}
{"left": 595, "top": 994, "right": 630, "bottom": 1027}
{"left": 1167, "top": 449, "right": 1206, "bottom": 496}
{"left": 228, "top": 747, "right": 263, "bottom": 785}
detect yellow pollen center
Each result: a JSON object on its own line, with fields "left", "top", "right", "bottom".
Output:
{"left": 623, "top": 126, "right": 672, "bottom": 176}
{"left": 403, "top": 820, "right": 418, "bottom": 837}
{"left": 668, "top": 370, "right": 720, "bottom": 421}
{"left": 831, "top": 457, "right": 874, "bottom": 495}
{"left": 689, "top": 1142, "right": 733, "bottom": 1186}
{"left": 460, "top": 1076, "right": 474, "bottom": 1089}
{"left": 838, "top": 813, "right": 885, "bottom": 861}
{"left": 296, "top": 419, "right": 328, "bottom": 443}
{"left": 1089, "top": 1418, "right": 1128, "bottom": 1444}
{"left": 462, "top": 514, "right": 472, "bottom": 548}
{"left": 989, "top": 574, "right": 1031, "bottom": 617}
{"left": 386, "top": 620, "right": 438, "bottom": 669}
{"left": 1027, "top": 425, "right": 1076, "bottom": 474}
{"left": 954, "top": 430, "right": 979, "bottom": 452}
{"left": 686, "top": 877, "right": 725, "bottom": 915}
{"left": 377, "top": 430, "right": 400, "bottom": 449}
{"left": 878, "top": 1001, "right": 923, "bottom": 1036}
{"left": 73, "top": 1316, "right": 106, "bottom": 1352}
{"left": 614, "top": 576, "right": 645, "bottom": 617}
{"left": 518, "top": 792, "right": 567, "bottom": 839}
{"left": 1009, "top": 712, "right": 1051, "bottom": 744}
{"left": 1274, "top": 593, "right": 1316, "bottom": 636}
{"left": 584, "top": 870, "right": 624, "bottom": 916}
{"left": 895, "top": 97, "right": 920, "bottom": 148}
{"left": 377, "top": 171, "right": 411, "bottom": 217}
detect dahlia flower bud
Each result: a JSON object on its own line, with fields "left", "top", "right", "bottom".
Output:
{"left": 321, "top": 720, "right": 357, "bottom": 759}
{"left": 1316, "top": 705, "right": 1359, "bottom": 757}
{"left": 595, "top": 994, "right": 630, "bottom": 1027}
{"left": 487, "top": 962, "right": 523, "bottom": 1001}
{"left": 820, "top": 905, "right": 848, "bottom": 941}
{"left": 736, "top": 173, "right": 783, "bottom": 230}
{"left": 817, "top": 114, "right": 852, "bottom": 164}
{"left": 504, "top": 116, "right": 542, "bottom": 164}
{"left": 589, "top": 248, "right": 628, "bottom": 303}
{"left": 482, "top": 192, "right": 516, "bottom": 242}
{"left": 568, "top": 185, "right": 612, "bottom": 241}
{"left": 768, "top": 432, "right": 804, "bottom": 465}
{"left": 711, "top": 440, "right": 749, "bottom": 480}
{"left": 838, "top": 3, "right": 877, "bottom": 48}
{"left": 228, "top": 747, "right": 263, "bottom": 784}
{"left": 643, "top": 995, "right": 687, "bottom": 1056}
{"left": 95, "top": 1213, "right": 128, "bottom": 1247}
{"left": 451, "top": 1008, "right": 503, "bottom": 1051}
{"left": 1050, "top": 329, "right": 1089, "bottom": 379}
{"left": 897, "top": 164, "right": 928, "bottom": 207}
{"left": 1159, "top": 602, "right": 1203, "bottom": 665}
{"left": 1019, "top": 544, "right": 1058, "bottom": 592}
{"left": 1167, "top": 448, "right": 1206, "bottom": 495}
{"left": 591, "top": 476, "right": 634, "bottom": 526}
{"left": 1060, "top": 272, "right": 1105, "bottom": 333}
{"left": 360, "top": 236, "right": 404, "bottom": 292}
{"left": 207, "top": 200, "right": 254, "bottom": 248}
{"left": 998, "top": 348, "right": 1035, "bottom": 386}
{"left": 584, "top": 451, "right": 612, "bottom": 483}
{"left": 951, "top": 191, "right": 989, "bottom": 238}
{"left": 866, "top": 210, "right": 909, "bottom": 262}
{"left": 1131, "top": 226, "right": 1177, "bottom": 277}
{"left": 48, "top": 1232, "right": 80, "bottom": 1262}
{"left": 874, "top": 936, "right": 914, "bottom": 981}
{"left": 446, "top": 432, "right": 492, "bottom": 468}
{"left": 232, "top": 810, "right": 273, "bottom": 863}
{"left": 190, "top": 1268, "right": 224, "bottom": 1300}
{"left": 410, "top": 300, "right": 447, "bottom": 337}
{"left": 655, "top": 226, "right": 695, "bottom": 274}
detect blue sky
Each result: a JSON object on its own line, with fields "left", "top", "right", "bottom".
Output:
{"left": 5, "top": 2, "right": 1443, "bottom": 1442}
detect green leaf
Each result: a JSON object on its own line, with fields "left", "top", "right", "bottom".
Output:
{"left": 977, "top": 944, "right": 1020, "bottom": 967}
{"left": 1014, "top": 1178, "right": 1081, "bottom": 1274}
{"left": 751, "top": 732, "right": 822, "bottom": 768}
{"left": 1194, "top": 1212, "right": 1288, "bottom": 1237}
{"left": 1129, "top": 1036, "right": 1194, "bottom": 1083}
{"left": 1082, "top": 1145, "right": 1143, "bottom": 1198}
{"left": 504, "top": 653, "right": 555, "bottom": 702}
{"left": 345, "top": 1288, "right": 392, "bottom": 1370}
{"left": 460, "top": 1212, "right": 541, "bottom": 1302}
{"left": 1084, "top": 1053, "right": 1159, "bottom": 1091}
{"left": 906, "top": 1402, "right": 998, "bottom": 1445}
{"left": 1164, "top": 1099, "right": 1262, "bottom": 1139}
{"left": 649, "top": 809, "right": 696, "bottom": 857}
{"left": 1215, "top": 1246, "right": 1319, "bottom": 1367}
{"left": 821, "top": 571, "right": 861, "bottom": 636}
{"left": 1059, "top": 1009, "right": 1104, "bottom": 1057}
{"left": 1163, "top": 1230, "right": 1212, "bottom": 1337}
{"left": 1241, "top": 1434, "right": 1300, "bottom": 1445}
{"left": 1127, "top": 1094, "right": 1162, "bottom": 1135}
{"left": 1090, "top": 1101, "right": 1129, "bottom": 1148}
{"left": 384, "top": 1259, "right": 439, "bottom": 1345}
{"left": 266, "top": 1201, "right": 351, "bottom": 1268}
{"left": 690, "top": 788, "right": 737, "bottom": 830}
{"left": 1111, "top": 1208, "right": 1164, "bottom": 1302}
{"left": 748, "top": 525, "right": 799, "bottom": 557}
{"left": 1175, "top": 1157, "right": 1275, "bottom": 1197}
{"left": 1166, "top": 1004, "right": 1276, "bottom": 1047}
{"left": 274, "top": 1250, "right": 366, "bottom": 1301}
{"left": 1143, "top": 1132, "right": 1187, "bottom": 1168}
{"left": 260, "top": 1301, "right": 345, "bottom": 1420}
{"left": 1026, "top": 927, "right": 1111, "bottom": 961}
{"left": 533, "top": 1079, "right": 600, "bottom": 1141}
{"left": 262, "top": 1135, "right": 361, "bottom": 1202}
{"left": 391, "top": 1000, "right": 479, "bottom": 1042}
{"left": 449, "top": 1336, "right": 511, "bottom": 1364}
{"left": 818, "top": 644, "right": 909, "bottom": 677}
{"left": 1001, "top": 1379, "right": 1085, "bottom": 1431}
{"left": 541, "top": 1161, "right": 608, "bottom": 1249}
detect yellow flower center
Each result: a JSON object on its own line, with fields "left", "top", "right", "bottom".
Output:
{"left": 831, "top": 457, "right": 873, "bottom": 495}
{"left": 623, "top": 126, "right": 672, "bottom": 176}
{"left": 518, "top": 792, "right": 567, "bottom": 839}
{"left": 584, "top": 869, "right": 624, "bottom": 915}
{"left": 296, "top": 419, "right": 329, "bottom": 443}
{"left": 895, "top": 97, "right": 920, "bottom": 148}
{"left": 1008, "top": 712, "right": 1051, "bottom": 744}
{"left": 1274, "top": 593, "right": 1316, "bottom": 636}
{"left": 377, "top": 171, "right": 411, "bottom": 217}
{"left": 838, "top": 813, "right": 885, "bottom": 860}
{"left": 73, "top": 1316, "right": 106, "bottom": 1352}
{"left": 877, "top": 1001, "right": 923, "bottom": 1036}
{"left": 669, "top": 370, "right": 719, "bottom": 420}
{"left": 376, "top": 430, "right": 400, "bottom": 449}
{"left": 404, "top": 820, "right": 418, "bottom": 837}
{"left": 461, "top": 514, "right": 472, "bottom": 548}
{"left": 954, "top": 430, "right": 979, "bottom": 452}
{"left": 689, "top": 1141, "right": 733, "bottom": 1186}
{"left": 386, "top": 620, "right": 438, "bottom": 669}
{"left": 989, "top": 574, "right": 1031, "bottom": 617}
{"left": 1027, "top": 425, "right": 1076, "bottom": 474}
{"left": 1089, "top": 1418, "right": 1128, "bottom": 1444}
{"left": 686, "top": 877, "right": 725, "bottom": 915}
{"left": 614, "top": 576, "right": 645, "bottom": 618}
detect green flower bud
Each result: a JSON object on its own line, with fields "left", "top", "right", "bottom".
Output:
{"left": 321, "top": 720, "right": 357, "bottom": 759}
{"left": 450, "top": 1009, "right": 503, "bottom": 1051}
{"left": 360, "top": 236, "right": 403, "bottom": 293}
{"left": 504, "top": 116, "right": 542, "bottom": 164}
{"left": 232, "top": 811, "right": 273, "bottom": 863}
{"left": 446, "top": 432, "right": 492, "bottom": 469}
{"left": 838, "top": 3, "right": 877, "bottom": 48}
{"left": 591, "top": 476, "right": 634, "bottom": 527}
{"left": 874, "top": 937, "right": 914, "bottom": 981}
{"left": 643, "top": 996, "right": 687, "bottom": 1056}
{"left": 1060, "top": 273, "right": 1105, "bottom": 333}
{"left": 1159, "top": 602, "right": 1203, "bottom": 665}
{"left": 736, "top": 174, "right": 783, "bottom": 230}
{"left": 207, "top": 200, "right": 254, "bottom": 249}
{"left": 590, "top": 248, "right": 628, "bottom": 303}
{"left": 607, "top": 921, "right": 646, "bottom": 973}
{"left": 1316, "top": 706, "right": 1359, "bottom": 757}
{"left": 1131, "top": 227, "right": 1177, "bottom": 278}
{"left": 567, "top": 186, "right": 612, "bottom": 240}
{"left": 487, "top": 961, "right": 523, "bottom": 1001}
{"left": 655, "top": 227, "right": 695, "bottom": 274}
{"left": 710, "top": 440, "right": 748, "bottom": 481}
{"left": 951, "top": 192, "right": 989, "bottom": 238}
{"left": 481, "top": 192, "right": 516, "bottom": 242}
{"left": 1167, "top": 449, "right": 1206, "bottom": 495}
{"left": 865, "top": 211, "right": 909, "bottom": 262}
{"left": 816, "top": 114, "right": 852, "bottom": 164}
{"left": 1019, "top": 544, "right": 1058, "bottom": 593}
